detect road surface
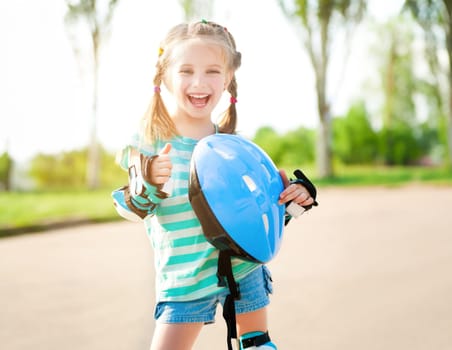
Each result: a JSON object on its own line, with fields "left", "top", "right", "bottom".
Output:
{"left": 1, "top": 185, "right": 451, "bottom": 349}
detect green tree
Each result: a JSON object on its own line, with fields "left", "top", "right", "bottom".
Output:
{"left": 380, "top": 20, "right": 417, "bottom": 130}
{"left": 403, "top": 0, "right": 452, "bottom": 165}
{"left": 277, "top": 0, "right": 366, "bottom": 178}
{"left": 417, "top": 121, "right": 444, "bottom": 164}
{"left": 373, "top": 16, "right": 445, "bottom": 165}
{"left": 377, "top": 18, "right": 422, "bottom": 164}
{"left": 279, "top": 127, "right": 316, "bottom": 166}
{"left": 253, "top": 126, "right": 315, "bottom": 167}
{"left": 253, "top": 126, "right": 285, "bottom": 164}
{"left": 0, "top": 152, "right": 12, "bottom": 191}
{"left": 29, "top": 148, "right": 123, "bottom": 190}
{"left": 29, "top": 151, "right": 87, "bottom": 189}
{"left": 64, "top": 0, "right": 120, "bottom": 189}
{"left": 333, "top": 102, "right": 378, "bottom": 164}
{"left": 378, "top": 123, "right": 422, "bottom": 165}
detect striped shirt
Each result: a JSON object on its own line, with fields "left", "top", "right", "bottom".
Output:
{"left": 119, "top": 133, "right": 259, "bottom": 302}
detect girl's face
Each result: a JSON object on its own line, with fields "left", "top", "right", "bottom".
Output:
{"left": 165, "top": 38, "right": 232, "bottom": 123}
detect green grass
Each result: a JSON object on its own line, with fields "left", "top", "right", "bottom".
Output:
{"left": 1, "top": 165, "right": 451, "bottom": 237}
{"left": 0, "top": 189, "right": 121, "bottom": 236}
{"left": 311, "top": 165, "right": 452, "bottom": 187}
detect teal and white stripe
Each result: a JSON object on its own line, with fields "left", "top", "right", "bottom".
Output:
{"left": 119, "top": 134, "right": 259, "bottom": 302}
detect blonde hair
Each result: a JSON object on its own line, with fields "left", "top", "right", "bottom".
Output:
{"left": 142, "top": 20, "right": 242, "bottom": 142}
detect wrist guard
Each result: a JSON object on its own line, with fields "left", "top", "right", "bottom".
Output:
{"left": 289, "top": 169, "right": 318, "bottom": 210}
{"left": 130, "top": 154, "right": 169, "bottom": 202}
{"left": 112, "top": 154, "right": 169, "bottom": 221}
{"left": 284, "top": 169, "right": 318, "bottom": 225}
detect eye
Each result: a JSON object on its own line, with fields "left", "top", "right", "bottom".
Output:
{"left": 179, "top": 69, "right": 193, "bottom": 75}
{"left": 207, "top": 69, "right": 221, "bottom": 74}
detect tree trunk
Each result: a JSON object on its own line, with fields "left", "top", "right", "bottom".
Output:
{"left": 382, "top": 34, "right": 396, "bottom": 164}
{"left": 447, "top": 10, "right": 452, "bottom": 167}
{"left": 86, "top": 29, "right": 100, "bottom": 189}
{"left": 314, "top": 17, "right": 333, "bottom": 178}
{"left": 317, "top": 106, "right": 333, "bottom": 178}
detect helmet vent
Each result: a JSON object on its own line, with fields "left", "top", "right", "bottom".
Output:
{"left": 242, "top": 175, "right": 257, "bottom": 192}
{"left": 262, "top": 214, "right": 269, "bottom": 235}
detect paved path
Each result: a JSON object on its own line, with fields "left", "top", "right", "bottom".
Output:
{"left": 1, "top": 186, "right": 452, "bottom": 350}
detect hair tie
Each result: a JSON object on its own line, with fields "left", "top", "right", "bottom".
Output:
{"left": 158, "top": 47, "right": 164, "bottom": 57}
{"left": 230, "top": 96, "right": 237, "bottom": 104}
{"left": 154, "top": 86, "right": 161, "bottom": 93}
{"left": 201, "top": 18, "right": 208, "bottom": 24}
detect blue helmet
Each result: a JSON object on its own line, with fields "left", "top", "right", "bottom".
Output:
{"left": 189, "top": 134, "right": 285, "bottom": 263}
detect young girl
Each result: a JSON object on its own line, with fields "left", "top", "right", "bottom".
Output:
{"left": 114, "top": 20, "right": 317, "bottom": 350}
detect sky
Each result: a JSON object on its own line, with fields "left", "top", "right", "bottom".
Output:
{"left": 2, "top": 0, "right": 404, "bottom": 162}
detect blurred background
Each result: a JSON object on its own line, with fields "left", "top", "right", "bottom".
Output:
{"left": 1, "top": 0, "right": 452, "bottom": 231}
{"left": 1, "top": 2, "right": 452, "bottom": 350}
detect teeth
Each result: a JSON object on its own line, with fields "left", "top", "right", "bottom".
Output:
{"left": 189, "top": 94, "right": 208, "bottom": 99}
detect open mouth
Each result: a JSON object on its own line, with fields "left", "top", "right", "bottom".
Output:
{"left": 188, "top": 94, "right": 210, "bottom": 108}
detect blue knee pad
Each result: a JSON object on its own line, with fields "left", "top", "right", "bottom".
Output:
{"left": 239, "top": 331, "right": 277, "bottom": 349}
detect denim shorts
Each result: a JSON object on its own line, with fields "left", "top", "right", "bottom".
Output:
{"left": 154, "top": 265, "right": 273, "bottom": 324}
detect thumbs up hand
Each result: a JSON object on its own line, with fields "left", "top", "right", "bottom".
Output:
{"left": 149, "top": 143, "right": 173, "bottom": 185}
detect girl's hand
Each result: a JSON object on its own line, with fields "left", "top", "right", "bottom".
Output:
{"left": 150, "top": 143, "right": 173, "bottom": 185}
{"left": 278, "top": 169, "right": 314, "bottom": 207}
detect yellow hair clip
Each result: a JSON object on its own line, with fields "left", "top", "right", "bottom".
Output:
{"left": 158, "top": 47, "right": 164, "bottom": 57}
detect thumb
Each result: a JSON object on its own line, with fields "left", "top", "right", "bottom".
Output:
{"left": 279, "top": 169, "right": 290, "bottom": 188}
{"left": 159, "top": 143, "right": 172, "bottom": 155}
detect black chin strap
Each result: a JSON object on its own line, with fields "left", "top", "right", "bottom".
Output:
{"left": 217, "top": 250, "right": 241, "bottom": 350}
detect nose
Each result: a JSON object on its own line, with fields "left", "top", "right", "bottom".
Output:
{"left": 192, "top": 73, "right": 205, "bottom": 87}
